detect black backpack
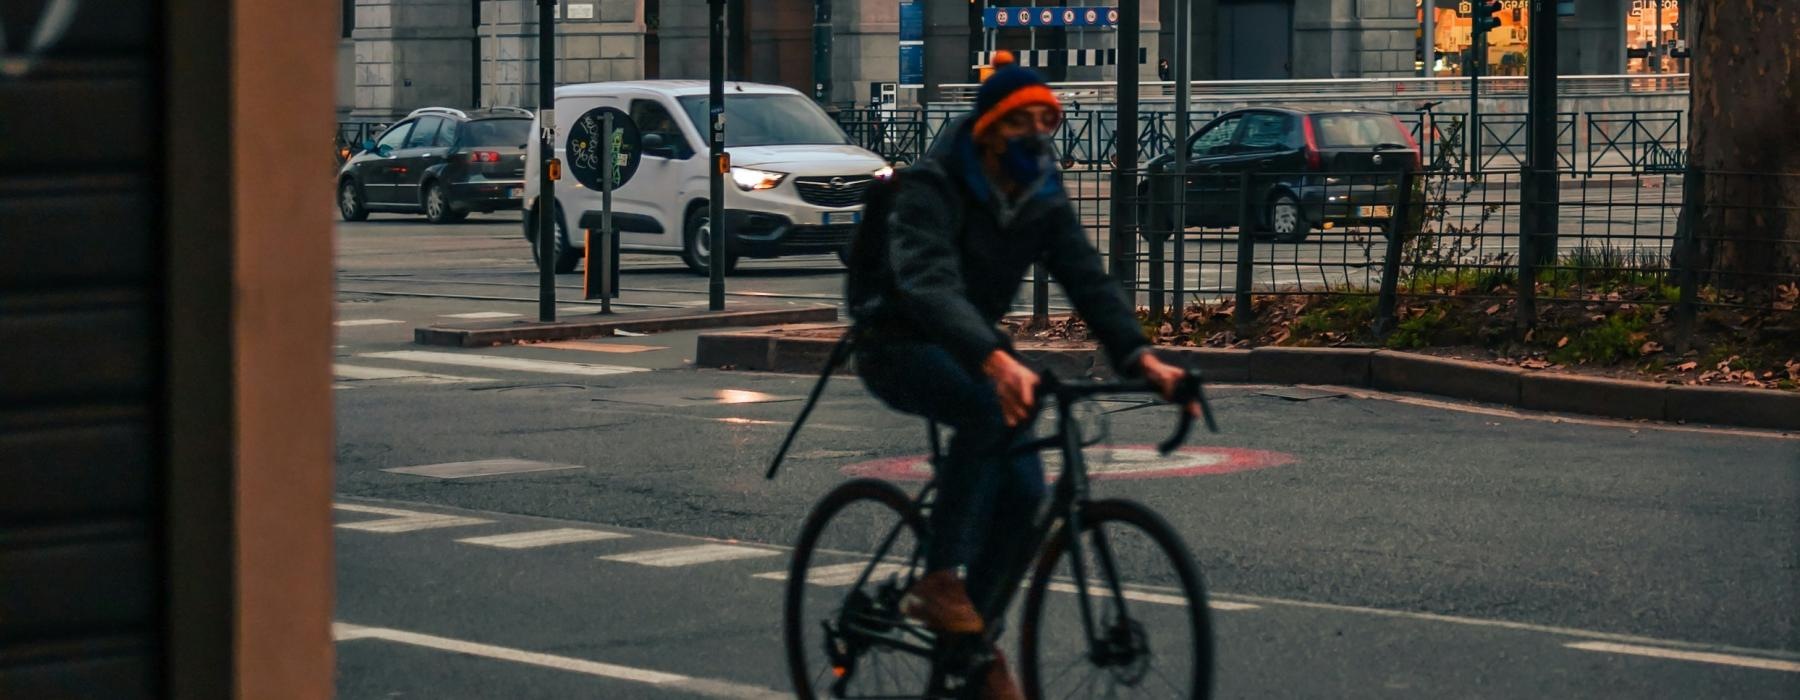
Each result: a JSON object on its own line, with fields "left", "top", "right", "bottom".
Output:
{"left": 842, "top": 172, "right": 905, "bottom": 324}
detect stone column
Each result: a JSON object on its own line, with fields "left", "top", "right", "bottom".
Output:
{"left": 351, "top": 0, "right": 476, "bottom": 119}
{"left": 833, "top": 0, "right": 901, "bottom": 106}
{"left": 478, "top": 0, "right": 645, "bottom": 110}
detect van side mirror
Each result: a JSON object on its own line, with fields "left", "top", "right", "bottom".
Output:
{"left": 376, "top": 144, "right": 394, "bottom": 158}
{"left": 642, "top": 132, "right": 676, "bottom": 158}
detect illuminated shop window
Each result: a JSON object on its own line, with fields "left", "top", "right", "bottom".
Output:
{"left": 1625, "top": 0, "right": 1684, "bottom": 74}
{"left": 1418, "top": 0, "right": 1530, "bottom": 77}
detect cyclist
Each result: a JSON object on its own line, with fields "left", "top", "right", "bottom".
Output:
{"left": 846, "top": 51, "right": 1200, "bottom": 698}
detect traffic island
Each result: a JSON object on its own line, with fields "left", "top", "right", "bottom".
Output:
{"left": 414, "top": 304, "right": 838, "bottom": 348}
{"left": 696, "top": 324, "right": 1800, "bottom": 432}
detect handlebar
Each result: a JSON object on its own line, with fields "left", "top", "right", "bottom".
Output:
{"left": 1038, "top": 369, "right": 1218, "bottom": 456}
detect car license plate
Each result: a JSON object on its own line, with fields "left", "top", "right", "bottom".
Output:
{"left": 1359, "top": 205, "right": 1391, "bottom": 218}
{"left": 824, "top": 211, "right": 862, "bottom": 226}
{"left": 507, "top": 187, "right": 522, "bottom": 198}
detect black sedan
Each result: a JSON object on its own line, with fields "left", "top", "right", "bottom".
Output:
{"left": 1142, "top": 106, "right": 1420, "bottom": 242}
{"left": 337, "top": 107, "right": 533, "bottom": 223}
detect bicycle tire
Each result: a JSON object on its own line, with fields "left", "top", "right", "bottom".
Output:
{"left": 1020, "top": 499, "right": 1215, "bottom": 699}
{"left": 784, "top": 478, "right": 933, "bottom": 700}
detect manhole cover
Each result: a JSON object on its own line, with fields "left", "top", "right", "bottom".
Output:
{"left": 842, "top": 446, "right": 1294, "bottom": 482}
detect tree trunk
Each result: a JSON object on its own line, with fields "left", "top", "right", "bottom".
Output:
{"left": 1690, "top": 0, "right": 1800, "bottom": 290}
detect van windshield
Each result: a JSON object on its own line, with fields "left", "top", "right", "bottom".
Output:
{"left": 677, "top": 94, "right": 850, "bottom": 148}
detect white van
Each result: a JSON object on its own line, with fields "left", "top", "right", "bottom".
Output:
{"left": 524, "top": 81, "right": 890, "bottom": 274}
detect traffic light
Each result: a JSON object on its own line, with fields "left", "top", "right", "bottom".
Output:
{"left": 1474, "top": 0, "right": 1504, "bottom": 35}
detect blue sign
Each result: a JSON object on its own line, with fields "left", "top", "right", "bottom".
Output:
{"left": 983, "top": 6, "right": 1117, "bottom": 29}
{"left": 899, "top": 0, "right": 923, "bottom": 41}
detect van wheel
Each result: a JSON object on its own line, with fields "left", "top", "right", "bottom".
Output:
{"left": 681, "top": 207, "right": 739, "bottom": 276}
{"left": 1267, "top": 192, "right": 1308, "bottom": 243}
{"left": 529, "top": 206, "right": 580, "bottom": 274}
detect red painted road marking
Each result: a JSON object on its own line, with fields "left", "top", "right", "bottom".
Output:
{"left": 841, "top": 446, "right": 1295, "bottom": 482}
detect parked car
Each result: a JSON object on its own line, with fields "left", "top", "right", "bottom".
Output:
{"left": 337, "top": 107, "right": 533, "bottom": 223}
{"left": 1143, "top": 106, "right": 1420, "bottom": 242}
{"left": 524, "top": 81, "right": 889, "bottom": 274}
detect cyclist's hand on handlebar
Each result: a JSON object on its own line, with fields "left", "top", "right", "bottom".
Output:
{"left": 1137, "top": 353, "right": 1202, "bottom": 419}
{"left": 982, "top": 349, "right": 1039, "bottom": 428}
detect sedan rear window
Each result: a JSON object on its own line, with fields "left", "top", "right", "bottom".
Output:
{"left": 1311, "top": 114, "right": 1409, "bottom": 148}
{"left": 462, "top": 118, "right": 532, "bottom": 148}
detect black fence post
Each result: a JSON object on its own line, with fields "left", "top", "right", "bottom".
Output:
{"left": 1147, "top": 231, "right": 1166, "bottom": 323}
{"left": 1673, "top": 166, "right": 1704, "bottom": 350}
{"left": 1515, "top": 166, "right": 1538, "bottom": 332}
{"left": 1375, "top": 169, "right": 1416, "bottom": 336}
{"left": 1233, "top": 171, "right": 1256, "bottom": 338}
{"left": 1032, "top": 261, "right": 1049, "bottom": 329}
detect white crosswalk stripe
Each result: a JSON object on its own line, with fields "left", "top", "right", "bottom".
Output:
{"left": 442, "top": 311, "right": 522, "bottom": 319}
{"left": 334, "top": 503, "right": 492, "bottom": 533}
{"left": 754, "top": 561, "right": 910, "bottom": 586}
{"left": 334, "top": 363, "right": 484, "bottom": 384}
{"left": 598, "top": 543, "right": 778, "bottom": 567}
{"left": 457, "top": 528, "right": 628, "bottom": 549}
{"left": 359, "top": 350, "right": 650, "bottom": 377}
{"left": 335, "top": 318, "right": 405, "bottom": 327}
{"left": 1044, "top": 581, "right": 1260, "bottom": 611}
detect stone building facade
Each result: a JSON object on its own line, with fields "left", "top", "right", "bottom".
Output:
{"left": 339, "top": 0, "right": 1676, "bottom": 119}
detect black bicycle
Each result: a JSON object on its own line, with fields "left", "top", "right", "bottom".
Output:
{"left": 781, "top": 369, "right": 1218, "bottom": 699}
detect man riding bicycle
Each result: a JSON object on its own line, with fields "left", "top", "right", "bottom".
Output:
{"left": 846, "top": 52, "right": 1200, "bottom": 699}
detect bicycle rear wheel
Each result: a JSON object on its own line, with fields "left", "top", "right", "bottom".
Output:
{"left": 1020, "top": 499, "right": 1214, "bottom": 699}
{"left": 784, "top": 478, "right": 936, "bottom": 699}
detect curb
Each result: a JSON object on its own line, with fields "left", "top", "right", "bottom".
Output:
{"left": 413, "top": 305, "right": 838, "bottom": 348}
{"left": 694, "top": 326, "right": 1800, "bottom": 432}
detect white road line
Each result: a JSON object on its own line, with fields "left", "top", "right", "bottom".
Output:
{"left": 754, "top": 562, "right": 909, "bottom": 586}
{"left": 337, "top": 514, "right": 493, "bottom": 533}
{"left": 599, "top": 544, "right": 778, "bottom": 567}
{"left": 442, "top": 311, "right": 522, "bottom": 319}
{"left": 457, "top": 528, "right": 628, "bottom": 549}
{"left": 333, "top": 503, "right": 491, "bottom": 533}
{"left": 1566, "top": 642, "right": 1800, "bottom": 673}
{"left": 1043, "top": 582, "right": 1260, "bottom": 611}
{"left": 335, "top": 318, "right": 405, "bottom": 327}
{"left": 333, "top": 363, "right": 483, "bottom": 384}
{"left": 1210, "top": 591, "right": 1800, "bottom": 662}
{"left": 359, "top": 350, "right": 650, "bottom": 377}
{"left": 333, "top": 622, "right": 786, "bottom": 699}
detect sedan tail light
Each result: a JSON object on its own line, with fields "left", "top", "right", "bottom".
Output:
{"left": 472, "top": 151, "right": 501, "bottom": 163}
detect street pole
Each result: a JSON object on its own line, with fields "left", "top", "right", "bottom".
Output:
{"left": 708, "top": 0, "right": 727, "bottom": 311}
{"left": 1110, "top": 0, "right": 1139, "bottom": 289}
{"left": 1171, "top": 0, "right": 1191, "bottom": 318}
{"left": 1468, "top": 30, "right": 1483, "bottom": 176}
{"left": 601, "top": 110, "right": 614, "bottom": 314}
{"left": 1526, "top": 0, "right": 1559, "bottom": 265}
{"left": 536, "top": 0, "right": 557, "bottom": 322}
{"left": 1421, "top": 0, "right": 1435, "bottom": 77}
{"left": 812, "top": 0, "right": 831, "bottom": 103}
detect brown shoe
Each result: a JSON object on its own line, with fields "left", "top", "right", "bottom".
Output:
{"left": 900, "top": 569, "right": 984, "bottom": 634}
{"left": 982, "top": 649, "right": 1024, "bottom": 700}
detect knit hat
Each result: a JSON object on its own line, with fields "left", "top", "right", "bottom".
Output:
{"left": 973, "top": 51, "right": 1063, "bottom": 138}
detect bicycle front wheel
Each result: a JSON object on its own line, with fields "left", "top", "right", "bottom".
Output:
{"left": 1021, "top": 499, "right": 1214, "bottom": 699}
{"left": 783, "top": 478, "right": 935, "bottom": 700}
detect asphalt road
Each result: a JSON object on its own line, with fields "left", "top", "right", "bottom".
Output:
{"left": 332, "top": 212, "right": 1798, "bottom": 699}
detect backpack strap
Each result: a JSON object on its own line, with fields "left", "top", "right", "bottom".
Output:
{"left": 763, "top": 331, "right": 856, "bottom": 480}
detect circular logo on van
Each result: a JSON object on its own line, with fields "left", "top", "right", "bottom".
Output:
{"left": 565, "top": 106, "right": 642, "bottom": 191}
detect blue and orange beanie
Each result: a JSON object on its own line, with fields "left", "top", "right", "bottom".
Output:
{"left": 973, "top": 51, "right": 1063, "bottom": 138}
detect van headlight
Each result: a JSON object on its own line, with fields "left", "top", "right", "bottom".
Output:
{"left": 731, "top": 167, "right": 787, "bottom": 191}
{"left": 873, "top": 165, "right": 895, "bottom": 180}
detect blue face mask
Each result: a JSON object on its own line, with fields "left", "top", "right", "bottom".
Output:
{"left": 999, "top": 134, "right": 1056, "bottom": 184}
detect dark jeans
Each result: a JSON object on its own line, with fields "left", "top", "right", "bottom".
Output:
{"left": 857, "top": 340, "right": 1046, "bottom": 611}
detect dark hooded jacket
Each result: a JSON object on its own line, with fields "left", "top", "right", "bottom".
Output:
{"left": 847, "top": 117, "right": 1148, "bottom": 372}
